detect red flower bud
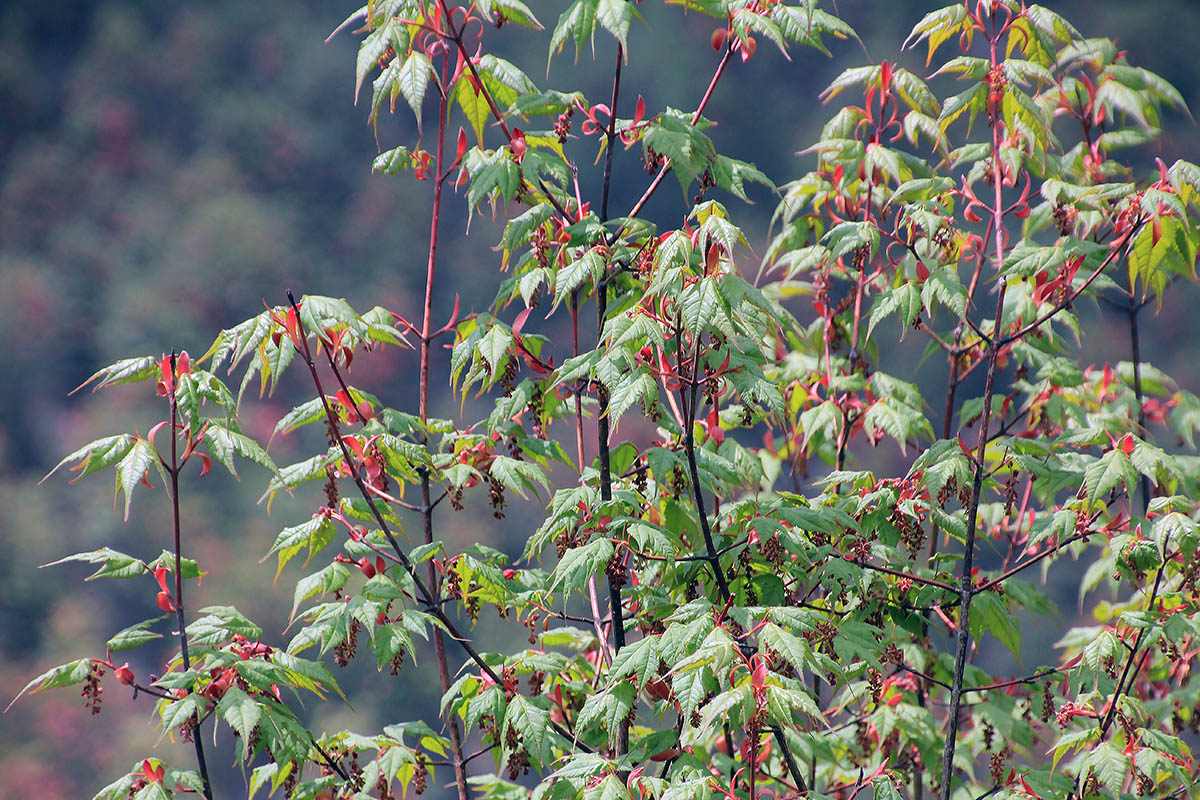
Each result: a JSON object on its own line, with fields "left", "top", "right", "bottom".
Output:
{"left": 115, "top": 663, "right": 135, "bottom": 686}
{"left": 357, "top": 557, "right": 376, "bottom": 579}
{"left": 156, "top": 591, "right": 176, "bottom": 613}
{"left": 510, "top": 128, "right": 527, "bottom": 163}
{"left": 711, "top": 28, "right": 727, "bottom": 51}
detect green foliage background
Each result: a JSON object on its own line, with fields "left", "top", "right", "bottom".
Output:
{"left": 1, "top": 1, "right": 1198, "bottom": 797}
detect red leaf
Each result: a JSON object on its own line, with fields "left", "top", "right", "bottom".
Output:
{"left": 865, "top": 757, "right": 890, "bottom": 783}
{"left": 957, "top": 433, "right": 974, "bottom": 459}
{"left": 158, "top": 356, "right": 174, "bottom": 394}
{"left": 456, "top": 127, "right": 468, "bottom": 164}
{"left": 750, "top": 656, "right": 767, "bottom": 690}
{"left": 512, "top": 307, "right": 533, "bottom": 336}
{"left": 740, "top": 35, "right": 756, "bottom": 61}
{"left": 705, "top": 408, "right": 725, "bottom": 445}
{"left": 141, "top": 760, "right": 165, "bottom": 784}
{"left": 156, "top": 591, "right": 176, "bottom": 613}
{"left": 147, "top": 420, "right": 170, "bottom": 450}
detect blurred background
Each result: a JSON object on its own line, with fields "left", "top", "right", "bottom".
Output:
{"left": 2, "top": 1, "right": 1198, "bottom": 797}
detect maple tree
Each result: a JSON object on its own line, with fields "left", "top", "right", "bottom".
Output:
{"left": 16, "top": 1, "right": 1200, "bottom": 799}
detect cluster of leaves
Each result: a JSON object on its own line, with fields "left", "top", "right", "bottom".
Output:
{"left": 19, "top": 2, "right": 1200, "bottom": 800}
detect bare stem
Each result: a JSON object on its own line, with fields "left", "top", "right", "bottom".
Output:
{"left": 1128, "top": 302, "right": 1151, "bottom": 514}
{"left": 418, "top": 29, "right": 471, "bottom": 800}
{"left": 682, "top": 340, "right": 731, "bottom": 602}
{"left": 167, "top": 353, "right": 213, "bottom": 800}
{"left": 936, "top": 280, "right": 1009, "bottom": 800}
{"left": 597, "top": 41, "right": 629, "bottom": 763}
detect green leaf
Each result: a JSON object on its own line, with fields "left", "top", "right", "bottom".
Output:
{"left": 160, "top": 692, "right": 207, "bottom": 734}
{"left": 355, "top": 19, "right": 398, "bottom": 104}
{"left": 608, "top": 635, "right": 660, "bottom": 692}
{"left": 43, "top": 547, "right": 145, "bottom": 580}
{"left": 372, "top": 146, "right": 417, "bottom": 175}
{"left": 115, "top": 437, "right": 164, "bottom": 521}
{"left": 554, "top": 248, "right": 605, "bottom": 310}
{"left": 8, "top": 659, "right": 92, "bottom": 710}
{"left": 938, "top": 83, "right": 987, "bottom": 135}
{"left": 595, "top": 0, "right": 634, "bottom": 49}
{"left": 42, "top": 434, "right": 135, "bottom": 485}
{"left": 490, "top": 454, "right": 551, "bottom": 499}
{"left": 551, "top": 537, "right": 614, "bottom": 593}
{"left": 203, "top": 423, "right": 280, "bottom": 481}
{"left": 970, "top": 592, "right": 1022, "bottom": 662}
{"left": 107, "top": 617, "right": 165, "bottom": 652}
{"left": 1083, "top": 447, "right": 1137, "bottom": 503}
{"left": 397, "top": 52, "right": 433, "bottom": 125}
{"left": 291, "top": 563, "right": 351, "bottom": 620}
{"left": 867, "top": 282, "right": 922, "bottom": 339}
{"left": 822, "top": 220, "right": 878, "bottom": 261}
{"left": 505, "top": 694, "right": 552, "bottom": 764}
{"left": 72, "top": 356, "right": 159, "bottom": 394}
{"left": 679, "top": 278, "right": 724, "bottom": 338}
{"left": 248, "top": 763, "right": 281, "bottom": 800}
{"left": 577, "top": 680, "right": 636, "bottom": 734}
{"left": 549, "top": 0, "right": 599, "bottom": 64}
{"left": 478, "top": 324, "right": 514, "bottom": 376}
{"left": 454, "top": 69, "right": 491, "bottom": 144}
{"left": 1084, "top": 740, "right": 1129, "bottom": 796}
{"left": 607, "top": 370, "right": 657, "bottom": 423}
{"left": 921, "top": 266, "right": 967, "bottom": 318}
{"left": 699, "top": 685, "right": 751, "bottom": 735}
{"left": 271, "top": 397, "right": 327, "bottom": 441}
{"left": 267, "top": 516, "right": 337, "bottom": 581}
{"left": 190, "top": 606, "right": 264, "bottom": 645}
{"left": 711, "top": 155, "right": 774, "bottom": 200}
{"left": 218, "top": 686, "right": 263, "bottom": 742}
{"left": 491, "top": 0, "right": 544, "bottom": 29}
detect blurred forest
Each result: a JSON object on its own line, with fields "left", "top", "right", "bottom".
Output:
{"left": 1, "top": 1, "right": 1198, "bottom": 797}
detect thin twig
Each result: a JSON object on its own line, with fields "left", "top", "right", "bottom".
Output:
{"left": 608, "top": 43, "right": 735, "bottom": 246}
